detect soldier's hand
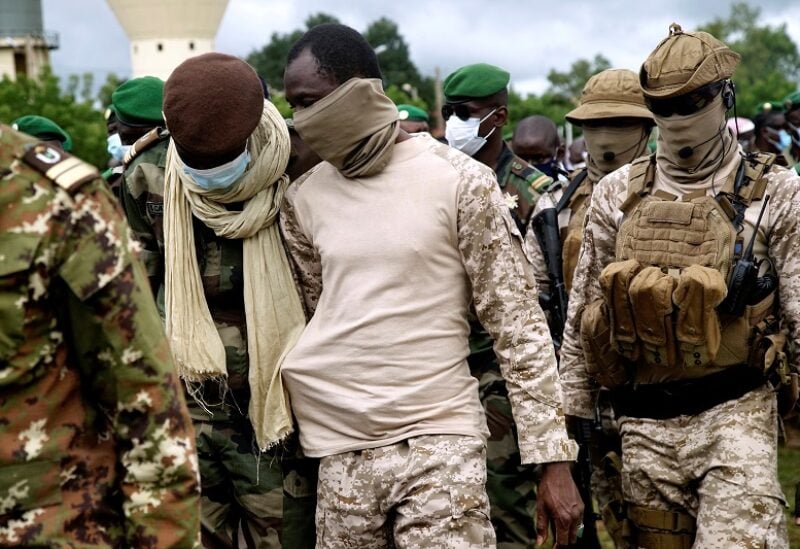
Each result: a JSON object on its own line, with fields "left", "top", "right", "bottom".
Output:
{"left": 535, "top": 461, "right": 584, "bottom": 547}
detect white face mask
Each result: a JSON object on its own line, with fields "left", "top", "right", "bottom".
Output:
{"left": 106, "top": 132, "right": 130, "bottom": 162}
{"left": 445, "top": 108, "right": 497, "bottom": 156}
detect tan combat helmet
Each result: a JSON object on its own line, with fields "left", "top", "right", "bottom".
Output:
{"left": 640, "top": 23, "right": 741, "bottom": 99}
{"left": 566, "top": 69, "right": 654, "bottom": 124}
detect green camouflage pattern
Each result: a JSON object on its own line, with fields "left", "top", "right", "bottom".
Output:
{"left": 494, "top": 144, "right": 552, "bottom": 235}
{"left": 119, "top": 135, "right": 312, "bottom": 547}
{"left": 0, "top": 124, "right": 200, "bottom": 547}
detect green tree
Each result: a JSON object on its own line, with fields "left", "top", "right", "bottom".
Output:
{"left": 699, "top": 2, "right": 800, "bottom": 117}
{"left": 363, "top": 18, "right": 426, "bottom": 98}
{"left": 246, "top": 13, "right": 340, "bottom": 90}
{"left": 99, "top": 73, "right": 125, "bottom": 109}
{"left": 546, "top": 54, "right": 611, "bottom": 106}
{"left": 0, "top": 67, "right": 108, "bottom": 169}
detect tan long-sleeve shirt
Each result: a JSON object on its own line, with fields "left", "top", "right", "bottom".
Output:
{"left": 280, "top": 134, "right": 578, "bottom": 464}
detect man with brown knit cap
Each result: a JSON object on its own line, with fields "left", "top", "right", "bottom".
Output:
{"left": 119, "top": 52, "right": 311, "bottom": 548}
{"left": 526, "top": 68, "right": 654, "bottom": 547}
{"left": 560, "top": 23, "right": 798, "bottom": 547}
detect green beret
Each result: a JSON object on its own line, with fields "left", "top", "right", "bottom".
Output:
{"left": 784, "top": 91, "right": 800, "bottom": 112}
{"left": 443, "top": 63, "right": 510, "bottom": 101}
{"left": 112, "top": 76, "right": 165, "bottom": 127}
{"left": 754, "top": 101, "right": 784, "bottom": 115}
{"left": 12, "top": 115, "right": 72, "bottom": 151}
{"left": 397, "top": 104, "right": 429, "bottom": 122}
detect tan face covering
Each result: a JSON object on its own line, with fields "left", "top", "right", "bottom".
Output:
{"left": 654, "top": 95, "right": 734, "bottom": 183}
{"left": 293, "top": 78, "right": 400, "bottom": 178}
{"left": 582, "top": 125, "right": 650, "bottom": 183}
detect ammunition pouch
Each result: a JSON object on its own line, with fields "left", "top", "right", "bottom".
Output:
{"left": 673, "top": 265, "right": 727, "bottom": 368}
{"left": 629, "top": 267, "right": 678, "bottom": 368}
{"left": 600, "top": 259, "right": 642, "bottom": 361}
{"left": 627, "top": 505, "right": 696, "bottom": 549}
{"left": 581, "top": 300, "right": 630, "bottom": 388}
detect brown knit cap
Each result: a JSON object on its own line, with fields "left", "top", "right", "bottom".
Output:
{"left": 163, "top": 53, "right": 264, "bottom": 158}
{"left": 640, "top": 23, "right": 740, "bottom": 99}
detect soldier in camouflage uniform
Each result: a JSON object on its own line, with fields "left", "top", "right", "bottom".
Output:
{"left": 117, "top": 60, "right": 304, "bottom": 547}
{"left": 280, "top": 23, "right": 583, "bottom": 549}
{"left": 525, "top": 69, "right": 654, "bottom": 546}
{"left": 0, "top": 124, "right": 200, "bottom": 547}
{"left": 441, "top": 63, "right": 553, "bottom": 548}
{"left": 560, "top": 24, "right": 798, "bottom": 547}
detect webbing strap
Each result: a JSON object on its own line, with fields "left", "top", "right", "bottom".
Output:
{"left": 628, "top": 505, "right": 696, "bottom": 549}
{"left": 628, "top": 505, "right": 695, "bottom": 533}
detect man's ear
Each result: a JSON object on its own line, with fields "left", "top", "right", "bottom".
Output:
{"left": 494, "top": 106, "right": 509, "bottom": 127}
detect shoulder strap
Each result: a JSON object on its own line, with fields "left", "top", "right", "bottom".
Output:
{"left": 510, "top": 155, "right": 553, "bottom": 193}
{"left": 124, "top": 127, "right": 169, "bottom": 167}
{"left": 21, "top": 144, "right": 99, "bottom": 193}
{"left": 620, "top": 154, "right": 656, "bottom": 214}
{"left": 556, "top": 169, "right": 589, "bottom": 213}
{"left": 716, "top": 152, "right": 775, "bottom": 227}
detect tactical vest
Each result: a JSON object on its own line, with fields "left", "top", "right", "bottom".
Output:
{"left": 581, "top": 153, "right": 779, "bottom": 386}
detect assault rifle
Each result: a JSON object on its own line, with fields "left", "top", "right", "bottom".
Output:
{"left": 531, "top": 172, "right": 600, "bottom": 548}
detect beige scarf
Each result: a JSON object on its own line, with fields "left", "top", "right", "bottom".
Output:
{"left": 582, "top": 125, "right": 650, "bottom": 183}
{"left": 164, "top": 100, "right": 306, "bottom": 450}
{"left": 293, "top": 77, "right": 399, "bottom": 178}
{"left": 654, "top": 95, "right": 734, "bottom": 184}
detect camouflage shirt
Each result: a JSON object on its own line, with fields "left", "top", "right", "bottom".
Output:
{"left": 119, "top": 136, "right": 249, "bottom": 423}
{"left": 560, "top": 153, "right": 800, "bottom": 418}
{"left": 0, "top": 125, "right": 200, "bottom": 547}
{"left": 495, "top": 144, "right": 553, "bottom": 235}
{"left": 281, "top": 134, "right": 578, "bottom": 464}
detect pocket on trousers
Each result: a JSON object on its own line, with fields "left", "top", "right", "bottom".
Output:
{"left": 449, "top": 483, "right": 491, "bottom": 521}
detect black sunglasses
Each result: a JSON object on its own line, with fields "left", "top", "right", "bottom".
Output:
{"left": 645, "top": 81, "right": 724, "bottom": 117}
{"left": 441, "top": 103, "right": 474, "bottom": 121}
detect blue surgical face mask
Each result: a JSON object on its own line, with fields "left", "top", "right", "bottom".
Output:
{"left": 106, "top": 132, "right": 130, "bottom": 162}
{"left": 182, "top": 147, "right": 251, "bottom": 191}
{"left": 445, "top": 108, "right": 497, "bottom": 156}
{"left": 765, "top": 127, "right": 791, "bottom": 153}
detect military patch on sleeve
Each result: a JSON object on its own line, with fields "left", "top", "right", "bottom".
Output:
{"left": 510, "top": 155, "right": 553, "bottom": 192}
{"left": 21, "top": 144, "right": 99, "bottom": 193}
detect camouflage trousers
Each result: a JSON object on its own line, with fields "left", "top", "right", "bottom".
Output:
{"left": 474, "top": 365, "right": 538, "bottom": 549}
{"left": 315, "top": 434, "right": 495, "bottom": 548}
{"left": 619, "top": 383, "right": 788, "bottom": 548}
{"left": 195, "top": 417, "right": 317, "bottom": 549}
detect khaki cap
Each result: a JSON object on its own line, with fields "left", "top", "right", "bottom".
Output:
{"left": 566, "top": 69, "right": 654, "bottom": 123}
{"left": 640, "top": 23, "right": 740, "bottom": 99}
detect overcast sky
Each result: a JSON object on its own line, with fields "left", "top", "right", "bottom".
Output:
{"left": 42, "top": 0, "right": 800, "bottom": 95}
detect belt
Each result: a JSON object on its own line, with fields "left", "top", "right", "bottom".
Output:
{"left": 611, "top": 366, "right": 765, "bottom": 419}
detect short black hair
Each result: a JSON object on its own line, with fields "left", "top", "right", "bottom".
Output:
{"left": 287, "top": 23, "right": 382, "bottom": 84}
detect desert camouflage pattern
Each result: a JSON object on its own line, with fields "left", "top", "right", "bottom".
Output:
{"left": 315, "top": 435, "right": 494, "bottom": 549}
{"left": 620, "top": 384, "right": 786, "bottom": 547}
{"left": 119, "top": 135, "right": 309, "bottom": 547}
{"left": 0, "top": 125, "right": 200, "bottom": 547}
{"left": 560, "top": 153, "right": 800, "bottom": 546}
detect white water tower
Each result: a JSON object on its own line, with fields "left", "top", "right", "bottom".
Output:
{"left": 107, "top": 0, "right": 229, "bottom": 80}
{"left": 0, "top": 0, "right": 58, "bottom": 81}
